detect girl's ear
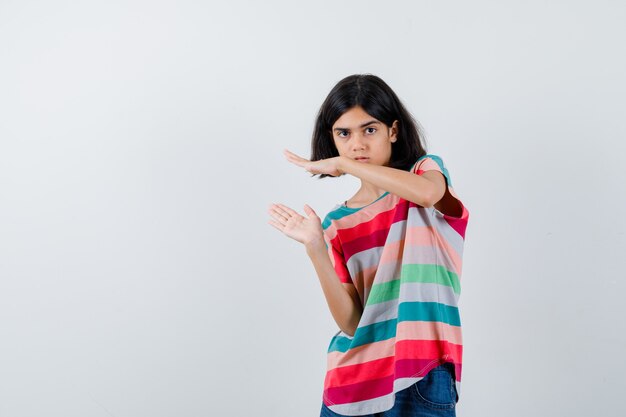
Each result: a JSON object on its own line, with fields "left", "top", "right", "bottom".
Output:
{"left": 390, "top": 120, "right": 399, "bottom": 142}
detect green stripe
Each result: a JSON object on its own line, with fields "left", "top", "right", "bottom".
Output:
{"left": 366, "top": 265, "right": 460, "bottom": 305}
{"left": 366, "top": 280, "right": 402, "bottom": 305}
{"left": 402, "top": 264, "right": 460, "bottom": 295}
{"left": 328, "top": 301, "right": 460, "bottom": 353}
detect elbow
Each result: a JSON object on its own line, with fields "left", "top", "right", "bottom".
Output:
{"left": 421, "top": 198, "right": 435, "bottom": 209}
{"left": 341, "top": 326, "right": 356, "bottom": 338}
{"left": 340, "top": 311, "right": 362, "bottom": 337}
{"left": 406, "top": 184, "right": 439, "bottom": 208}
{"left": 422, "top": 186, "right": 445, "bottom": 209}
{"left": 414, "top": 191, "right": 436, "bottom": 208}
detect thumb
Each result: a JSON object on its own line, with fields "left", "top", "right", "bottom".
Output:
{"left": 303, "top": 204, "right": 318, "bottom": 218}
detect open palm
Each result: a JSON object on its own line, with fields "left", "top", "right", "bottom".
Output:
{"left": 268, "top": 203, "right": 324, "bottom": 247}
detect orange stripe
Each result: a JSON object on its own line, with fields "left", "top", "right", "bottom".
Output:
{"left": 327, "top": 338, "right": 396, "bottom": 370}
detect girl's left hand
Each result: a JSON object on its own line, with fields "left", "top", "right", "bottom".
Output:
{"left": 283, "top": 149, "right": 344, "bottom": 177}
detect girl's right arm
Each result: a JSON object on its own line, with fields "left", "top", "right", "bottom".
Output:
{"left": 305, "top": 238, "right": 362, "bottom": 337}
{"left": 268, "top": 202, "right": 362, "bottom": 336}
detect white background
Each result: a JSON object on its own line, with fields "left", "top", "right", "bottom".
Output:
{"left": 1, "top": 1, "right": 625, "bottom": 416}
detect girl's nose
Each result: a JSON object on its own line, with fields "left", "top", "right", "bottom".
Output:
{"left": 352, "top": 134, "right": 366, "bottom": 150}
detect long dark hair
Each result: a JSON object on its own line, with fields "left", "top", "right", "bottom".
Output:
{"left": 310, "top": 74, "right": 427, "bottom": 179}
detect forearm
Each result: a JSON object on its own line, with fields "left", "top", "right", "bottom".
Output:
{"left": 338, "top": 156, "right": 436, "bottom": 207}
{"left": 306, "top": 241, "right": 362, "bottom": 336}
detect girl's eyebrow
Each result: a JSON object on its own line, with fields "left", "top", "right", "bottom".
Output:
{"left": 333, "top": 120, "right": 381, "bottom": 131}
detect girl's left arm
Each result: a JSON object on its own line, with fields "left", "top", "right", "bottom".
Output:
{"left": 282, "top": 149, "right": 446, "bottom": 208}
{"left": 337, "top": 157, "right": 446, "bottom": 208}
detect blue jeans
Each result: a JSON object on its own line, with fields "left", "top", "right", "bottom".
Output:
{"left": 320, "top": 363, "right": 457, "bottom": 417}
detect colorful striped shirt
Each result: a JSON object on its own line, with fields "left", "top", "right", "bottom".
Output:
{"left": 320, "top": 154, "right": 469, "bottom": 415}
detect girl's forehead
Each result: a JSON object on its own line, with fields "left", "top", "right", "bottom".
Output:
{"left": 333, "top": 106, "right": 380, "bottom": 128}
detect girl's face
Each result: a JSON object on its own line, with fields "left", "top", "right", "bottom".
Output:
{"left": 331, "top": 106, "right": 398, "bottom": 167}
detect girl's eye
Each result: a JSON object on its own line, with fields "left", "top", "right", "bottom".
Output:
{"left": 366, "top": 127, "right": 376, "bottom": 134}
{"left": 337, "top": 130, "right": 349, "bottom": 138}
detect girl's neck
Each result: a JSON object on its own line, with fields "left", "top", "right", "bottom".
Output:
{"left": 353, "top": 182, "right": 387, "bottom": 201}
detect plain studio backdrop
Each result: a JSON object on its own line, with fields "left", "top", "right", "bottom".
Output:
{"left": 1, "top": 1, "right": 625, "bottom": 416}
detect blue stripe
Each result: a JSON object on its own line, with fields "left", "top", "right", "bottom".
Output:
{"left": 322, "top": 207, "right": 354, "bottom": 229}
{"left": 328, "top": 301, "right": 460, "bottom": 353}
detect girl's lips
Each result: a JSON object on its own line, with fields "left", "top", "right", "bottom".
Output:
{"left": 355, "top": 157, "right": 369, "bottom": 161}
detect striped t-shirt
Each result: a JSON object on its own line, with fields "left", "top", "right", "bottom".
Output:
{"left": 320, "top": 154, "right": 469, "bottom": 416}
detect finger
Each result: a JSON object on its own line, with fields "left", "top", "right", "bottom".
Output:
{"left": 283, "top": 149, "right": 305, "bottom": 159}
{"left": 269, "top": 210, "right": 288, "bottom": 225}
{"left": 285, "top": 156, "right": 308, "bottom": 168}
{"left": 270, "top": 203, "right": 290, "bottom": 216}
{"left": 292, "top": 154, "right": 311, "bottom": 164}
{"left": 275, "top": 203, "right": 300, "bottom": 218}
{"left": 270, "top": 202, "right": 292, "bottom": 213}
{"left": 303, "top": 204, "right": 318, "bottom": 218}
{"left": 283, "top": 149, "right": 310, "bottom": 165}
{"left": 268, "top": 219, "right": 283, "bottom": 231}
{"left": 284, "top": 155, "right": 305, "bottom": 168}
{"left": 268, "top": 204, "right": 290, "bottom": 221}
{"left": 269, "top": 207, "right": 292, "bottom": 225}
{"left": 269, "top": 208, "right": 291, "bottom": 224}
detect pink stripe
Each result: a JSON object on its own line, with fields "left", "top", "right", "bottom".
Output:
{"left": 325, "top": 356, "right": 395, "bottom": 388}
{"left": 454, "top": 362, "right": 463, "bottom": 381}
{"left": 344, "top": 227, "right": 390, "bottom": 260}
{"left": 324, "top": 374, "right": 394, "bottom": 405}
{"left": 326, "top": 322, "right": 462, "bottom": 371}
{"left": 326, "top": 340, "right": 462, "bottom": 389}
{"left": 340, "top": 206, "right": 398, "bottom": 243}
{"left": 395, "top": 339, "right": 461, "bottom": 362}
{"left": 324, "top": 360, "right": 462, "bottom": 406}
{"left": 444, "top": 204, "right": 469, "bottom": 238}
{"left": 415, "top": 158, "right": 441, "bottom": 173}
{"left": 395, "top": 358, "right": 445, "bottom": 378}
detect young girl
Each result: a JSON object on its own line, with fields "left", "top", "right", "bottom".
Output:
{"left": 268, "top": 74, "right": 469, "bottom": 417}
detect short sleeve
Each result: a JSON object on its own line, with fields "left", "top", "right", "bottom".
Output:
{"left": 411, "top": 155, "right": 469, "bottom": 229}
{"left": 411, "top": 154, "right": 452, "bottom": 186}
{"left": 323, "top": 229, "right": 353, "bottom": 285}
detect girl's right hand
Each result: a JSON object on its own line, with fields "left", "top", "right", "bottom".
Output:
{"left": 267, "top": 203, "right": 325, "bottom": 250}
